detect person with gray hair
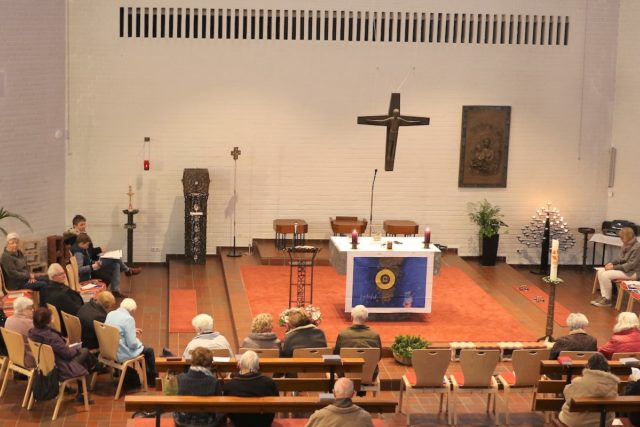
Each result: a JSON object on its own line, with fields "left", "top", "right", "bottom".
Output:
{"left": 1, "top": 232, "right": 47, "bottom": 290}
{"left": 182, "top": 313, "right": 233, "bottom": 359}
{"left": 105, "top": 298, "right": 157, "bottom": 387}
{"left": 599, "top": 311, "right": 640, "bottom": 359}
{"left": 4, "top": 296, "right": 36, "bottom": 368}
{"left": 559, "top": 353, "right": 619, "bottom": 427}
{"left": 305, "top": 377, "right": 374, "bottom": 427}
{"left": 334, "top": 304, "right": 381, "bottom": 354}
{"left": 38, "top": 263, "right": 84, "bottom": 336}
{"left": 549, "top": 313, "right": 597, "bottom": 359}
{"left": 223, "top": 350, "right": 279, "bottom": 427}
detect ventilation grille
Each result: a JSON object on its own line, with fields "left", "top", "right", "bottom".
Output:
{"left": 118, "top": 8, "right": 570, "bottom": 46}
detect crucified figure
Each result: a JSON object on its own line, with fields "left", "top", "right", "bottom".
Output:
{"left": 357, "top": 93, "right": 430, "bottom": 171}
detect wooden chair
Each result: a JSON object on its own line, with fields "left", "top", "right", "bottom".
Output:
{"left": 27, "top": 339, "right": 90, "bottom": 421}
{"left": 449, "top": 349, "right": 500, "bottom": 426}
{"left": 46, "top": 303, "right": 63, "bottom": 335}
{"left": 292, "top": 348, "right": 332, "bottom": 379}
{"left": 339, "top": 348, "right": 380, "bottom": 396}
{"left": 92, "top": 320, "right": 147, "bottom": 400}
{"left": 61, "top": 311, "right": 82, "bottom": 345}
{"left": 0, "top": 265, "right": 38, "bottom": 313}
{"left": 66, "top": 263, "right": 78, "bottom": 292}
{"left": 239, "top": 348, "right": 280, "bottom": 358}
{"left": 497, "top": 348, "right": 551, "bottom": 425}
{"left": 558, "top": 350, "right": 598, "bottom": 361}
{"left": 399, "top": 348, "right": 451, "bottom": 425}
{"left": 0, "top": 327, "right": 36, "bottom": 407}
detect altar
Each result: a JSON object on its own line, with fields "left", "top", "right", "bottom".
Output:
{"left": 329, "top": 236, "right": 441, "bottom": 314}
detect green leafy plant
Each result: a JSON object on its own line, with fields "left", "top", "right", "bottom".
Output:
{"left": 390, "top": 335, "right": 430, "bottom": 359}
{"left": 0, "top": 207, "right": 32, "bottom": 236}
{"left": 468, "top": 199, "right": 507, "bottom": 238}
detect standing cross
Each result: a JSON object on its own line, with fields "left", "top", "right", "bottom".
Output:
{"left": 357, "top": 93, "right": 430, "bottom": 171}
{"left": 230, "top": 146, "right": 242, "bottom": 160}
{"left": 126, "top": 185, "right": 135, "bottom": 211}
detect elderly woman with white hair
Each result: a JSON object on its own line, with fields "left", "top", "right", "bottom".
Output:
{"left": 241, "top": 313, "right": 281, "bottom": 350}
{"left": 182, "top": 313, "right": 233, "bottom": 359}
{"left": 599, "top": 312, "right": 640, "bottom": 359}
{"left": 549, "top": 313, "right": 597, "bottom": 359}
{"left": 223, "top": 350, "right": 279, "bottom": 427}
{"left": 105, "top": 298, "right": 157, "bottom": 387}
{"left": 0, "top": 232, "right": 47, "bottom": 290}
{"left": 4, "top": 296, "right": 36, "bottom": 368}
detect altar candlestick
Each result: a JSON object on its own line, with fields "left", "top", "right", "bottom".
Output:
{"left": 352, "top": 229, "right": 358, "bottom": 245}
{"left": 424, "top": 227, "right": 431, "bottom": 248}
{"left": 550, "top": 239, "right": 559, "bottom": 281}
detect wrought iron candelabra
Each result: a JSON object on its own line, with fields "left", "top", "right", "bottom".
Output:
{"left": 518, "top": 203, "right": 575, "bottom": 274}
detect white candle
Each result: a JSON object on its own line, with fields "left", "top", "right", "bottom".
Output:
{"left": 550, "top": 239, "right": 559, "bottom": 281}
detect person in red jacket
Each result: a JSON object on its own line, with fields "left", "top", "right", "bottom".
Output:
{"left": 599, "top": 312, "right": 640, "bottom": 359}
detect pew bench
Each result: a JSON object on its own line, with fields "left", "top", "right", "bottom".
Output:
{"left": 125, "top": 395, "right": 397, "bottom": 427}
{"left": 155, "top": 377, "right": 362, "bottom": 393}
{"left": 534, "top": 379, "right": 630, "bottom": 412}
{"left": 569, "top": 396, "right": 640, "bottom": 427}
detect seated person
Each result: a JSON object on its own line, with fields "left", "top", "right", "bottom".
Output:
{"left": 622, "top": 367, "right": 640, "bottom": 427}
{"left": 77, "top": 291, "right": 116, "bottom": 350}
{"left": 305, "top": 377, "right": 374, "bottom": 427}
{"left": 0, "top": 232, "right": 47, "bottom": 291}
{"left": 599, "top": 312, "right": 640, "bottom": 359}
{"left": 550, "top": 313, "right": 597, "bottom": 359}
{"left": 334, "top": 305, "right": 381, "bottom": 353}
{"left": 591, "top": 226, "right": 640, "bottom": 307}
{"left": 241, "top": 313, "right": 281, "bottom": 350}
{"left": 28, "top": 307, "right": 95, "bottom": 403}
{"left": 105, "top": 298, "right": 157, "bottom": 387}
{"left": 559, "top": 353, "right": 619, "bottom": 427}
{"left": 281, "top": 308, "right": 327, "bottom": 357}
{"left": 72, "top": 233, "right": 125, "bottom": 298}
{"left": 4, "top": 296, "right": 36, "bottom": 368}
{"left": 183, "top": 314, "right": 233, "bottom": 359}
{"left": 64, "top": 214, "right": 141, "bottom": 276}
{"left": 173, "top": 347, "right": 224, "bottom": 427}
{"left": 223, "top": 350, "right": 279, "bottom": 427}
{"left": 40, "top": 263, "right": 84, "bottom": 335}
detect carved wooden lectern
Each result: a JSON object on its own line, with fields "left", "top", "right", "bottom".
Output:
{"left": 183, "top": 169, "right": 210, "bottom": 264}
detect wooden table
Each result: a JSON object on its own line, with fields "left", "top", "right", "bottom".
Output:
{"left": 330, "top": 216, "right": 367, "bottom": 235}
{"left": 273, "top": 219, "right": 308, "bottom": 249}
{"left": 383, "top": 220, "right": 419, "bottom": 236}
{"left": 539, "top": 359, "right": 632, "bottom": 383}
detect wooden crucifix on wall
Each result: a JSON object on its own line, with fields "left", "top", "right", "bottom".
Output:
{"left": 357, "top": 93, "right": 430, "bottom": 171}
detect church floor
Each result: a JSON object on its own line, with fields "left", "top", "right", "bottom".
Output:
{"left": 0, "top": 251, "right": 627, "bottom": 426}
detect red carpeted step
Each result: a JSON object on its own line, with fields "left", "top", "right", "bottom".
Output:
{"left": 168, "top": 289, "right": 198, "bottom": 333}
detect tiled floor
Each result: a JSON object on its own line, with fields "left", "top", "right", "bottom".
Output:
{"left": 0, "top": 250, "right": 618, "bottom": 426}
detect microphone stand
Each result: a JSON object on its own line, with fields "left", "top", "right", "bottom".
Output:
{"left": 369, "top": 169, "right": 378, "bottom": 236}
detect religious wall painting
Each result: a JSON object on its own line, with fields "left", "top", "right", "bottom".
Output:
{"left": 458, "top": 106, "right": 511, "bottom": 188}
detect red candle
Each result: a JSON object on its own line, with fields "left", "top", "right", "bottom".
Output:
{"left": 424, "top": 227, "right": 431, "bottom": 246}
{"left": 352, "top": 229, "right": 358, "bottom": 245}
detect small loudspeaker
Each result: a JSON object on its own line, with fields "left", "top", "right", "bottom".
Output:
{"left": 608, "top": 147, "right": 616, "bottom": 188}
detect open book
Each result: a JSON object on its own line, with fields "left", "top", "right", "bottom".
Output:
{"left": 100, "top": 249, "right": 123, "bottom": 260}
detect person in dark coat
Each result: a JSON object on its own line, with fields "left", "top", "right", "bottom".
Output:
{"left": 0, "top": 232, "right": 47, "bottom": 291}
{"left": 71, "top": 233, "right": 125, "bottom": 298}
{"left": 550, "top": 313, "right": 598, "bottom": 359}
{"left": 622, "top": 368, "right": 640, "bottom": 427}
{"left": 281, "top": 309, "right": 327, "bottom": 358}
{"left": 28, "top": 307, "right": 95, "bottom": 403}
{"left": 173, "top": 347, "right": 224, "bottom": 427}
{"left": 223, "top": 350, "right": 279, "bottom": 427}
{"left": 77, "top": 291, "right": 116, "bottom": 350}
{"left": 39, "top": 263, "right": 84, "bottom": 336}
{"left": 333, "top": 305, "right": 382, "bottom": 354}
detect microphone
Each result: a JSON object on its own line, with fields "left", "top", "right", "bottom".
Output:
{"left": 369, "top": 169, "right": 378, "bottom": 236}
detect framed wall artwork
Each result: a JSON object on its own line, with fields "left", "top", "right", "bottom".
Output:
{"left": 458, "top": 106, "right": 511, "bottom": 188}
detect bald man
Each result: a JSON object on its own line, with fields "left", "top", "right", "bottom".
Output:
{"left": 305, "top": 377, "right": 373, "bottom": 427}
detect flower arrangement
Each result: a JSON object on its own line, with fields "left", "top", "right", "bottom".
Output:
{"left": 390, "top": 334, "right": 430, "bottom": 365}
{"left": 279, "top": 305, "right": 322, "bottom": 328}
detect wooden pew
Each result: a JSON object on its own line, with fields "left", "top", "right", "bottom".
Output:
{"left": 539, "top": 360, "right": 632, "bottom": 381}
{"left": 156, "top": 357, "right": 365, "bottom": 392}
{"left": 155, "top": 377, "right": 362, "bottom": 393}
{"left": 534, "top": 379, "right": 630, "bottom": 412}
{"left": 125, "top": 395, "right": 397, "bottom": 427}
{"left": 568, "top": 396, "right": 640, "bottom": 427}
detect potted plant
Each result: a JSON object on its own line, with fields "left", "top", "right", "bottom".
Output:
{"left": 390, "top": 335, "right": 430, "bottom": 365}
{"left": 0, "top": 207, "right": 31, "bottom": 235}
{"left": 468, "top": 199, "right": 507, "bottom": 266}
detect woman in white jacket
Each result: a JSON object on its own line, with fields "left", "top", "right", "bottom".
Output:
{"left": 559, "top": 353, "right": 620, "bottom": 427}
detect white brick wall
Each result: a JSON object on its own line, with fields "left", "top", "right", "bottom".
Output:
{"left": 0, "top": 1, "right": 66, "bottom": 240}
